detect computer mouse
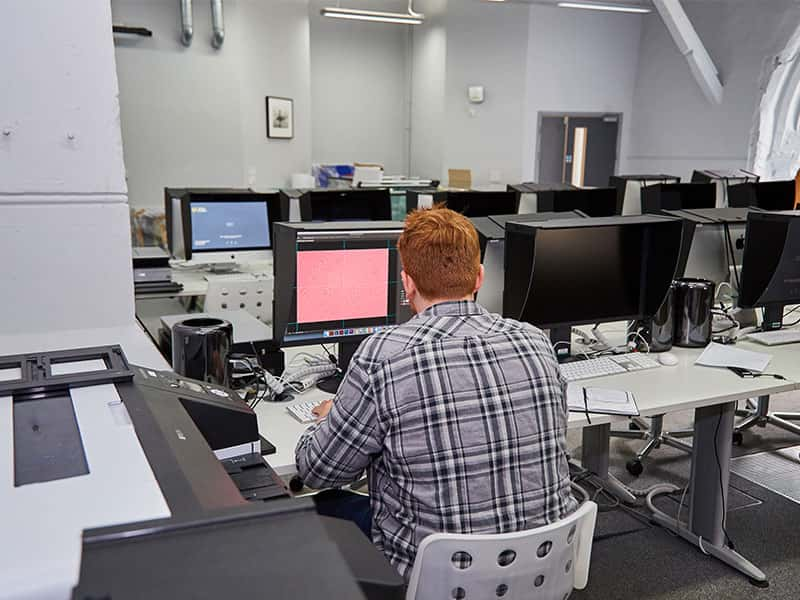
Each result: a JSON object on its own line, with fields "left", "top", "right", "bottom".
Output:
{"left": 658, "top": 352, "right": 679, "bottom": 367}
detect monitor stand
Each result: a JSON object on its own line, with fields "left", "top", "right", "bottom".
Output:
{"left": 317, "top": 340, "right": 361, "bottom": 394}
{"left": 206, "top": 262, "right": 239, "bottom": 274}
{"left": 761, "top": 304, "right": 785, "bottom": 331}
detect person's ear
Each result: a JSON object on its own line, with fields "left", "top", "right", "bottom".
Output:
{"left": 401, "top": 270, "right": 417, "bottom": 302}
{"left": 473, "top": 264, "right": 485, "bottom": 294}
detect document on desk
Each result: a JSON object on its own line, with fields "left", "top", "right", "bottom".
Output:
{"left": 695, "top": 342, "right": 772, "bottom": 373}
{"left": 566, "top": 384, "right": 640, "bottom": 417}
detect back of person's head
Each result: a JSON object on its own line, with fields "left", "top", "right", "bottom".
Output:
{"left": 398, "top": 206, "right": 481, "bottom": 300}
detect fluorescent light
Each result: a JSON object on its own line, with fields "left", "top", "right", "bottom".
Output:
{"left": 557, "top": 2, "right": 651, "bottom": 14}
{"left": 321, "top": 7, "right": 424, "bottom": 25}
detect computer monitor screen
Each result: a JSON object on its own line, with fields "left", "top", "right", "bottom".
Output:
{"left": 537, "top": 188, "right": 619, "bottom": 217}
{"left": 177, "top": 190, "right": 286, "bottom": 265}
{"left": 738, "top": 211, "right": 800, "bottom": 328}
{"left": 443, "top": 191, "right": 519, "bottom": 217}
{"left": 728, "top": 181, "right": 795, "bottom": 211}
{"left": 503, "top": 217, "right": 683, "bottom": 332}
{"left": 190, "top": 200, "right": 270, "bottom": 253}
{"left": 300, "top": 189, "right": 392, "bottom": 222}
{"left": 641, "top": 183, "right": 716, "bottom": 213}
{"left": 273, "top": 223, "right": 413, "bottom": 350}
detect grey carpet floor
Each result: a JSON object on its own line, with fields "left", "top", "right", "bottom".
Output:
{"left": 568, "top": 390, "right": 800, "bottom": 600}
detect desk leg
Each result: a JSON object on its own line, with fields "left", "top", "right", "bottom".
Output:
{"left": 648, "top": 402, "right": 768, "bottom": 586}
{"left": 580, "top": 424, "right": 636, "bottom": 504}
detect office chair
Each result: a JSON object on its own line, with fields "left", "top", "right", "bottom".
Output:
{"left": 611, "top": 415, "right": 693, "bottom": 476}
{"left": 405, "top": 501, "right": 597, "bottom": 600}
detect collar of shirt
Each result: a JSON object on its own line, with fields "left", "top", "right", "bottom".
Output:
{"left": 414, "top": 300, "right": 487, "bottom": 319}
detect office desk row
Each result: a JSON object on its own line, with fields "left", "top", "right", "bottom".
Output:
{"left": 255, "top": 334, "right": 800, "bottom": 586}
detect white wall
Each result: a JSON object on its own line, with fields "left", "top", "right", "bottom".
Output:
{"left": 523, "top": 4, "right": 643, "bottom": 181}
{"left": 309, "top": 0, "right": 411, "bottom": 174}
{"left": 0, "top": 0, "right": 135, "bottom": 334}
{"left": 112, "top": 0, "right": 312, "bottom": 209}
{"left": 440, "top": 1, "right": 530, "bottom": 188}
{"left": 626, "top": 0, "right": 800, "bottom": 180}
{"left": 407, "top": 1, "right": 642, "bottom": 188}
{"left": 410, "top": 0, "right": 447, "bottom": 181}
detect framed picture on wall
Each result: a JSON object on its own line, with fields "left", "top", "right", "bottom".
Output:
{"left": 266, "top": 96, "right": 294, "bottom": 139}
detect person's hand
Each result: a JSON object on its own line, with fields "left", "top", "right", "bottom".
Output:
{"left": 312, "top": 399, "right": 333, "bottom": 421}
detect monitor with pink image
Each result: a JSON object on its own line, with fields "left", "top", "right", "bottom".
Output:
{"left": 273, "top": 221, "right": 414, "bottom": 392}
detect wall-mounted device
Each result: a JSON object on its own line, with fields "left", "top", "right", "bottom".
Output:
{"left": 468, "top": 86, "right": 485, "bottom": 104}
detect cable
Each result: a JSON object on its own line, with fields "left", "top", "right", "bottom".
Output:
{"left": 714, "top": 405, "right": 735, "bottom": 549}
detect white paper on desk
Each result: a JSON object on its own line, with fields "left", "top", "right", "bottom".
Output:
{"left": 695, "top": 342, "right": 772, "bottom": 373}
{"left": 566, "top": 384, "right": 640, "bottom": 416}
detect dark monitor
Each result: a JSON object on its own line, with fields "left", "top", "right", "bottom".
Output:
{"left": 503, "top": 216, "right": 683, "bottom": 359}
{"left": 641, "top": 183, "right": 716, "bottom": 213}
{"left": 472, "top": 211, "right": 588, "bottom": 315}
{"left": 536, "top": 187, "right": 620, "bottom": 217}
{"left": 728, "top": 181, "right": 795, "bottom": 211}
{"left": 273, "top": 221, "right": 414, "bottom": 391}
{"left": 438, "top": 191, "right": 519, "bottom": 217}
{"left": 299, "top": 189, "right": 392, "bottom": 222}
{"left": 738, "top": 211, "right": 800, "bottom": 330}
{"left": 609, "top": 175, "right": 681, "bottom": 216}
{"left": 180, "top": 191, "right": 286, "bottom": 265}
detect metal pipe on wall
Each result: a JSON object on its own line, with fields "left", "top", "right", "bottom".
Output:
{"left": 211, "top": 0, "right": 225, "bottom": 49}
{"left": 179, "top": 0, "right": 193, "bottom": 47}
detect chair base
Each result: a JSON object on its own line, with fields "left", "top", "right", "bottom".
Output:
{"left": 610, "top": 415, "right": 693, "bottom": 476}
{"left": 735, "top": 396, "right": 800, "bottom": 439}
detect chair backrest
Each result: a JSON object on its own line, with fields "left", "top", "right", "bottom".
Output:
{"left": 405, "top": 501, "right": 597, "bottom": 600}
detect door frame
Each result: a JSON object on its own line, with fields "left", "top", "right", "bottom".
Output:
{"left": 534, "top": 111, "right": 623, "bottom": 184}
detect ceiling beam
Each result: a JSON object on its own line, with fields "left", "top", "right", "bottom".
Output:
{"left": 652, "top": 0, "right": 723, "bottom": 104}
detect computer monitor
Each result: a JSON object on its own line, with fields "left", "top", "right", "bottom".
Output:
{"left": 507, "top": 183, "right": 578, "bottom": 213}
{"left": 299, "top": 189, "right": 392, "bottom": 222}
{"left": 728, "top": 180, "right": 796, "bottom": 211}
{"left": 407, "top": 191, "right": 519, "bottom": 217}
{"left": 639, "top": 182, "right": 715, "bottom": 214}
{"left": 609, "top": 175, "right": 681, "bottom": 216}
{"left": 179, "top": 191, "right": 286, "bottom": 268}
{"left": 536, "top": 187, "right": 620, "bottom": 217}
{"left": 738, "top": 211, "right": 800, "bottom": 330}
{"left": 691, "top": 169, "right": 759, "bottom": 207}
{"left": 272, "top": 221, "right": 414, "bottom": 392}
{"left": 503, "top": 215, "right": 683, "bottom": 360}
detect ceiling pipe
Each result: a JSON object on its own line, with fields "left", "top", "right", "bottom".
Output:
{"left": 211, "top": 0, "right": 225, "bottom": 49}
{"left": 179, "top": 0, "right": 193, "bottom": 46}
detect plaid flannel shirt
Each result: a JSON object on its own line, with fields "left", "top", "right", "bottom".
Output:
{"left": 295, "top": 300, "right": 577, "bottom": 579}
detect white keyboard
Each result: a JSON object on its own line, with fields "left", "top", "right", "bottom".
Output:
{"left": 560, "top": 353, "right": 661, "bottom": 382}
{"left": 287, "top": 400, "right": 320, "bottom": 424}
{"left": 746, "top": 329, "right": 800, "bottom": 346}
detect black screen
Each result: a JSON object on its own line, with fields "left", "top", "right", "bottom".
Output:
{"left": 642, "top": 183, "right": 715, "bottom": 212}
{"left": 755, "top": 181, "right": 795, "bottom": 211}
{"left": 540, "top": 188, "right": 619, "bottom": 217}
{"left": 739, "top": 214, "right": 800, "bottom": 308}
{"left": 444, "top": 192, "right": 518, "bottom": 217}
{"left": 302, "top": 190, "right": 392, "bottom": 222}
{"left": 503, "top": 219, "right": 682, "bottom": 329}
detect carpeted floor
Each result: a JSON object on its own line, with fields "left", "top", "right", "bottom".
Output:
{"left": 568, "top": 390, "right": 800, "bottom": 600}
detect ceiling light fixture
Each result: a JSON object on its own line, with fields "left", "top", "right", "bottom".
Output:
{"left": 557, "top": 2, "right": 651, "bottom": 14}
{"left": 321, "top": 0, "right": 425, "bottom": 25}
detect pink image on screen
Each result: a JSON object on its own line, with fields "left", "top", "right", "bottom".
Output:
{"left": 296, "top": 249, "right": 389, "bottom": 323}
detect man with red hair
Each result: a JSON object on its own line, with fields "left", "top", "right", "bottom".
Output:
{"left": 296, "top": 206, "right": 576, "bottom": 579}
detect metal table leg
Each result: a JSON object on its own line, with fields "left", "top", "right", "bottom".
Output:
{"left": 648, "top": 402, "right": 768, "bottom": 586}
{"left": 580, "top": 423, "right": 636, "bottom": 504}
